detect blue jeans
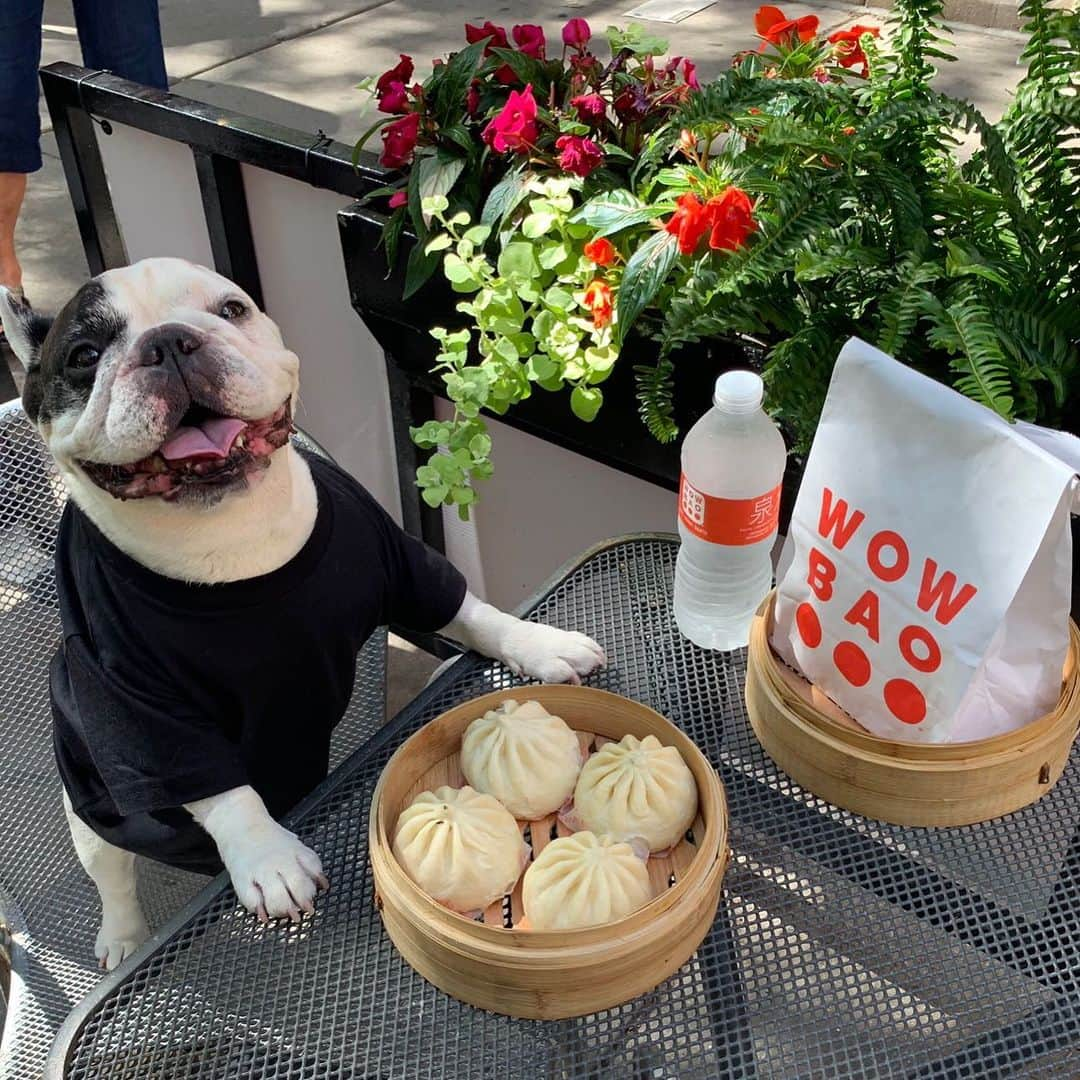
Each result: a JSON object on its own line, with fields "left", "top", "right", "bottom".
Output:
{"left": 0, "top": 0, "right": 167, "bottom": 173}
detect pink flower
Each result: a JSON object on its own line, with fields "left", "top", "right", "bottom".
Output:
{"left": 562, "top": 17, "right": 591, "bottom": 48}
{"left": 380, "top": 111, "right": 421, "bottom": 169}
{"left": 376, "top": 54, "right": 414, "bottom": 96}
{"left": 465, "top": 21, "right": 508, "bottom": 54}
{"left": 377, "top": 80, "right": 410, "bottom": 114}
{"left": 388, "top": 192, "right": 408, "bottom": 209}
{"left": 512, "top": 23, "right": 546, "bottom": 60}
{"left": 556, "top": 134, "right": 604, "bottom": 177}
{"left": 682, "top": 58, "right": 700, "bottom": 89}
{"left": 482, "top": 85, "right": 538, "bottom": 153}
{"left": 571, "top": 92, "right": 606, "bottom": 124}
{"left": 812, "top": 65, "right": 830, "bottom": 83}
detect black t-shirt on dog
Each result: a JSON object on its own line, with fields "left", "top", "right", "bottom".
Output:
{"left": 51, "top": 452, "right": 466, "bottom": 874}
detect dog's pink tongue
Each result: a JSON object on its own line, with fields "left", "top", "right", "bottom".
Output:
{"left": 160, "top": 417, "right": 246, "bottom": 461}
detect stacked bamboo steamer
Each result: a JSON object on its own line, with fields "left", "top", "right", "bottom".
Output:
{"left": 369, "top": 685, "right": 729, "bottom": 1019}
{"left": 746, "top": 591, "right": 1080, "bottom": 827}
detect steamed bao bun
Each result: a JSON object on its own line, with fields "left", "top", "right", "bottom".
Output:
{"left": 392, "top": 786, "right": 525, "bottom": 912}
{"left": 522, "top": 832, "right": 653, "bottom": 930}
{"left": 461, "top": 699, "right": 581, "bottom": 820}
{"left": 574, "top": 734, "right": 698, "bottom": 852}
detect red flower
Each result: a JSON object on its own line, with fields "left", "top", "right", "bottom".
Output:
{"left": 466, "top": 82, "right": 481, "bottom": 115}
{"left": 584, "top": 237, "right": 616, "bottom": 266}
{"left": 613, "top": 83, "right": 650, "bottom": 121}
{"left": 828, "top": 24, "right": 880, "bottom": 75}
{"left": 841, "top": 125, "right": 856, "bottom": 135}
{"left": 377, "top": 81, "right": 410, "bottom": 114}
{"left": 376, "top": 54, "right": 414, "bottom": 96}
{"left": 682, "top": 58, "right": 700, "bottom": 90}
{"left": 388, "top": 192, "right": 408, "bottom": 209}
{"left": 664, "top": 194, "right": 710, "bottom": 255}
{"left": 512, "top": 23, "right": 546, "bottom": 60}
{"left": 754, "top": 5, "right": 819, "bottom": 50}
{"left": 379, "top": 112, "right": 421, "bottom": 169}
{"left": 556, "top": 134, "right": 604, "bottom": 177}
{"left": 482, "top": 85, "right": 538, "bottom": 153}
{"left": 583, "top": 280, "right": 613, "bottom": 328}
{"left": 562, "top": 17, "right": 591, "bottom": 48}
{"left": 704, "top": 187, "right": 757, "bottom": 252}
{"left": 571, "top": 92, "right": 606, "bottom": 124}
{"left": 812, "top": 66, "right": 830, "bottom": 83}
{"left": 465, "top": 21, "right": 509, "bottom": 54}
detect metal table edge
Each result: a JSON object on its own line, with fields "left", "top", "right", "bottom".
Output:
{"left": 45, "top": 531, "right": 678, "bottom": 1078}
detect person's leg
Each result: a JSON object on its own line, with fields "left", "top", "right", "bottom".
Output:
{"left": 0, "top": 0, "right": 45, "bottom": 292}
{"left": 72, "top": 0, "right": 168, "bottom": 90}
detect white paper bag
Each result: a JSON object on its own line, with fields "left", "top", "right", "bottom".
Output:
{"left": 772, "top": 338, "right": 1080, "bottom": 743}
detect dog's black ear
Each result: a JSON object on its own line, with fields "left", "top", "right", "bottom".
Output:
{"left": 0, "top": 288, "right": 52, "bottom": 370}
{"left": 1, "top": 289, "right": 52, "bottom": 422}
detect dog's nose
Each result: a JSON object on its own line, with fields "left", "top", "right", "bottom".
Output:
{"left": 140, "top": 327, "right": 203, "bottom": 368}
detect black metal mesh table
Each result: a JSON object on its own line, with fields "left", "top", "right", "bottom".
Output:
{"left": 49, "top": 536, "right": 1080, "bottom": 1078}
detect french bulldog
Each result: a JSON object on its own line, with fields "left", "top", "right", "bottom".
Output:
{"left": 0, "top": 258, "right": 605, "bottom": 971}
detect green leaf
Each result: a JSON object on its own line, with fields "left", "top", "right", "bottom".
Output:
{"left": 417, "top": 156, "right": 466, "bottom": 223}
{"left": 570, "top": 385, "right": 603, "bottom": 422}
{"left": 616, "top": 231, "right": 679, "bottom": 345}
{"left": 497, "top": 242, "right": 539, "bottom": 282}
{"left": 570, "top": 191, "right": 657, "bottom": 239}
{"left": 481, "top": 168, "right": 530, "bottom": 228}
{"left": 424, "top": 233, "right": 452, "bottom": 254}
{"left": 527, "top": 353, "right": 558, "bottom": 380}
{"left": 538, "top": 241, "right": 570, "bottom": 269}
{"left": 487, "top": 47, "right": 548, "bottom": 88}
{"left": 464, "top": 224, "right": 492, "bottom": 245}
{"left": 421, "top": 484, "right": 450, "bottom": 508}
{"left": 605, "top": 23, "right": 668, "bottom": 56}
{"left": 403, "top": 240, "right": 442, "bottom": 299}
{"left": 441, "top": 253, "right": 482, "bottom": 291}
{"left": 428, "top": 39, "right": 487, "bottom": 126}
{"left": 522, "top": 211, "right": 557, "bottom": 238}
{"left": 468, "top": 433, "right": 492, "bottom": 457}
{"left": 440, "top": 124, "right": 475, "bottom": 154}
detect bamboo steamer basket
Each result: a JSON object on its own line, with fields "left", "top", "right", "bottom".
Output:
{"left": 746, "top": 591, "right": 1080, "bottom": 827}
{"left": 369, "top": 685, "right": 729, "bottom": 1019}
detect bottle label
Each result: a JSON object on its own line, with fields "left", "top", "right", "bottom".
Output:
{"left": 679, "top": 476, "right": 782, "bottom": 545}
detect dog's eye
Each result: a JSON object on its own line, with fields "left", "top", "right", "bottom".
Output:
{"left": 219, "top": 299, "right": 247, "bottom": 320}
{"left": 67, "top": 345, "right": 100, "bottom": 371}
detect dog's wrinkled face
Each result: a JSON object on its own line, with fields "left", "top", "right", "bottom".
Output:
{"left": 0, "top": 258, "right": 299, "bottom": 504}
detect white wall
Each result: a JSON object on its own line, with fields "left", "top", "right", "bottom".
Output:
{"left": 439, "top": 400, "right": 677, "bottom": 611}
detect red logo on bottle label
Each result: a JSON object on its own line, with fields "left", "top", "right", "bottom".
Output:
{"left": 679, "top": 476, "right": 781, "bottom": 545}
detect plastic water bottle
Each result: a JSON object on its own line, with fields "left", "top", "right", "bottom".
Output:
{"left": 673, "top": 370, "right": 787, "bottom": 650}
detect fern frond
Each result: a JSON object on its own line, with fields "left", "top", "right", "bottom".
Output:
{"left": 876, "top": 235, "right": 941, "bottom": 356}
{"left": 926, "top": 292, "right": 1016, "bottom": 416}
{"left": 763, "top": 321, "right": 844, "bottom": 454}
{"left": 634, "top": 358, "right": 678, "bottom": 443}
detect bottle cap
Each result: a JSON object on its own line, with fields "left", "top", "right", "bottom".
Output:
{"left": 713, "top": 370, "right": 764, "bottom": 414}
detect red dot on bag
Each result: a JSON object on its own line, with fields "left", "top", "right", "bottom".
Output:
{"left": 884, "top": 678, "right": 926, "bottom": 725}
{"left": 796, "top": 603, "right": 822, "bottom": 648}
{"left": 834, "top": 641, "right": 871, "bottom": 687}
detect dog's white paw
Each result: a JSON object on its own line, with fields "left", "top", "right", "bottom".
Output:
{"left": 501, "top": 622, "right": 607, "bottom": 685}
{"left": 95, "top": 900, "right": 150, "bottom": 971}
{"left": 223, "top": 819, "right": 328, "bottom": 923}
